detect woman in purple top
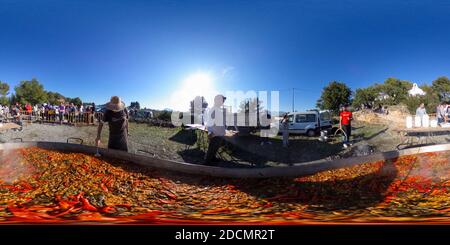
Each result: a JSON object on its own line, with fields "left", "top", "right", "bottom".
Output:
{"left": 59, "top": 103, "right": 65, "bottom": 123}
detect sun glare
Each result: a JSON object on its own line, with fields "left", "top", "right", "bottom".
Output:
{"left": 182, "top": 72, "right": 213, "bottom": 90}
{"left": 169, "top": 71, "right": 218, "bottom": 111}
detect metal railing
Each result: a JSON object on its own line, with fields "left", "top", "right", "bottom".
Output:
{"left": 7, "top": 111, "right": 102, "bottom": 126}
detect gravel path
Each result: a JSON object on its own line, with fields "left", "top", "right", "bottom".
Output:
{"left": 0, "top": 123, "right": 99, "bottom": 145}
{"left": 0, "top": 122, "right": 188, "bottom": 162}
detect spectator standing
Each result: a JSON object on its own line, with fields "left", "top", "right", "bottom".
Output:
{"left": 79, "top": 104, "right": 84, "bottom": 123}
{"left": 415, "top": 103, "right": 427, "bottom": 121}
{"left": 281, "top": 114, "right": 290, "bottom": 148}
{"left": 59, "top": 102, "right": 65, "bottom": 124}
{"left": 339, "top": 104, "right": 353, "bottom": 149}
{"left": 11, "top": 103, "right": 23, "bottom": 130}
{"left": 95, "top": 96, "right": 129, "bottom": 152}
{"left": 437, "top": 102, "right": 447, "bottom": 124}
{"left": 33, "top": 104, "right": 38, "bottom": 117}
{"left": 4, "top": 105, "right": 9, "bottom": 119}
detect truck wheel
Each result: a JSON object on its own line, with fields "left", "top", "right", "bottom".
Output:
{"left": 306, "top": 129, "right": 316, "bottom": 137}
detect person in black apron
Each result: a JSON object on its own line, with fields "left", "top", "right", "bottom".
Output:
{"left": 95, "top": 96, "right": 129, "bottom": 152}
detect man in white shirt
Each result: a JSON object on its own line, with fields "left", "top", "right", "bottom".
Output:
{"left": 204, "top": 94, "right": 226, "bottom": 164}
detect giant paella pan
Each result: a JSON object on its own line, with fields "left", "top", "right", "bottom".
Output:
{"left": 2, "top": 140, "right": 450, "bottom": 224}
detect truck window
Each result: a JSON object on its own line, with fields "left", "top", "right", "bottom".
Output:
{"left": 288, "top": 115, "right": 294, "bottom": 123}
{"left": 320, "top": 112, "right": 331, "bottom": 121}
{"left": 295, "top": 114, "right": 316, "bottom": 123}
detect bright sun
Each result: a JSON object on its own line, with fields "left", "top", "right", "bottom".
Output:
{"left": 169, "top": 71, "right": 218, "bottom": 111}
{"left": 181, "top": 72, "right": 214, "bottom": 93}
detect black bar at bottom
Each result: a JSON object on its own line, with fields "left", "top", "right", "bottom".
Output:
{"left": 0, "top": 225, "right": 448, "bottom": 243}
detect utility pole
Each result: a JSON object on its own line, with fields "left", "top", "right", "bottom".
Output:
{"left": 256, "top": 96, "right": 260, "bottom": 127}
{"left": 292, "top": 88, "right": 295, "bottom": 112}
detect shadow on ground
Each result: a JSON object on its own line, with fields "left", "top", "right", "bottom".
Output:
{"left": 107, "top": 153, "right": 399, "bottom": 212}
{"left": 168, "top": 129, "right": 197, "bottom": 146}
{"left": 177, "top": 133, "right": 344, "bottom": 167}
{"left": 234, "top": 159, "right": 398, "bottom": 210}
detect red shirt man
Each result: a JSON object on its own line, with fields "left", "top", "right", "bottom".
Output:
{"left": 25, "top": 104, "right": 32, "bottom": 113}
{"left": 339, "top": 105, "right": 352, "bottom": 147}
{"left": 340, "top": 110, "right": 352, "bottom": 125}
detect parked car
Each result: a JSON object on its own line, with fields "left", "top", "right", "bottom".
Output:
{"left": 281, "top": 110, "right": 332, "bottom": 136}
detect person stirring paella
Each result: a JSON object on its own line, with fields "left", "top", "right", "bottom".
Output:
{"left": 95, "top": 96, "right": 130, "bottom": 152}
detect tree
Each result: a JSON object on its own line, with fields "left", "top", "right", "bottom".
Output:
{"left": 14, "top": 78, "right": 48, "bottom": 105}
{"left": 421, "top": 85, "right": 440, "bottom": 113}
{"left": 404, "top": 84, "right": 440, "bottom": 114}
{"left": 352, "top": 86, "right": 378, "bottom": 109}
{"left": 46, "top": 91, "right": 65, "bottom": 105}
{"left": 317, "top": 81, "right": 352, "bottom": 114}
{"left": 432, "top": 76, "right": 450, "bottom": 101}
{"left": 67, "top": 97, "right": 82, "bottom": 106}
{"left": 130, "top": 101, "right": 141, "bottom": 110}
{"left": 379, "top": 78, "right": 412, "bottom": 105}
{"left": 155, "top": 110, "right": 172, "bottom": 121}
{"left": 238, "top": 97, "right": 263, "bottom": 113}
{"left": 0, "top": 81, "right": 10, "bottom": 105}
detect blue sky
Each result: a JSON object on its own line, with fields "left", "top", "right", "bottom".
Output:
{"left": 1, "top": 0, "right": 450, "bottom": 111}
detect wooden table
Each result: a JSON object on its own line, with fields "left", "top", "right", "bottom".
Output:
{"left": 394, "top": 127, "right": 450, "bottom": 149}
{"left": 184, "top": 124, "right": 237, "bottom": 137}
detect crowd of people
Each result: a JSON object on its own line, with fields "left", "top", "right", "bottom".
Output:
{"left": 414, "top": 101, "right": 450, "bottom": 125}
{"left": 0, "top": 102, "right": 98, "bottom": 125}
{"left": 434, "top": 101, "right": 450, "bottom": 124}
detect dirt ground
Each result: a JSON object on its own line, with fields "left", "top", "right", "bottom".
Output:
{"left": 1, "top": 121, "right": 449, "bottom": 167}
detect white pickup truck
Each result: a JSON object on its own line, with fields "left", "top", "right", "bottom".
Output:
{"left": 281, "top": 110, "right": 332, "bottom": 136}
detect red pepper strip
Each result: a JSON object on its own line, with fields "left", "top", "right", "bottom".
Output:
{"left": 2, "top": 185, "right": 29, "bottom": 193}
{"left": 104, "top": 177, "right": 113, "bottom": 188}
{"left": 114, "top": 204, "right": 132, "bottom": 209}
{"left": 158, "top": 199, "right": 174, "bottom": 204}
{"left": 108, "top": 180, "right": 114, "bottom": 188}
{"left": 58, "top": 200, "right": 78, "bottom": 209}
{"left": 7, "top": 207, "right": 55, "bottom": 221}
{"left": 80, "top": 197, "right": 97, "bottom": 211}
{"left": 164, "top": 191, "right": 177, "bottom": 199}
{"left": 201, "top": 207, "right": 231, "bottom": 215}
{"left": 263, "top": 202, "right": 273, "bottom": 208}
{"left": 437, "top": 207, "right": 450, "bottom": 213}
{"left": 98, "top": 206, "right": 116, "bottom": 214}
{"left": 55, "top": 207, "right": 76, "bottom": 217}
{"left": 126, "top": 210, "right": 163, "bottom": 221}
{"left": 132, "top": 180, "right": 141, "bottom": 188}
{"left": 75, "top": 192, "right": 84, "bottom": 200}
{"left": 100, "top": 183, "right": 109, "bottom": 192}
{"left": 20, "top": 182, "right": 33, "bottom": 189}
